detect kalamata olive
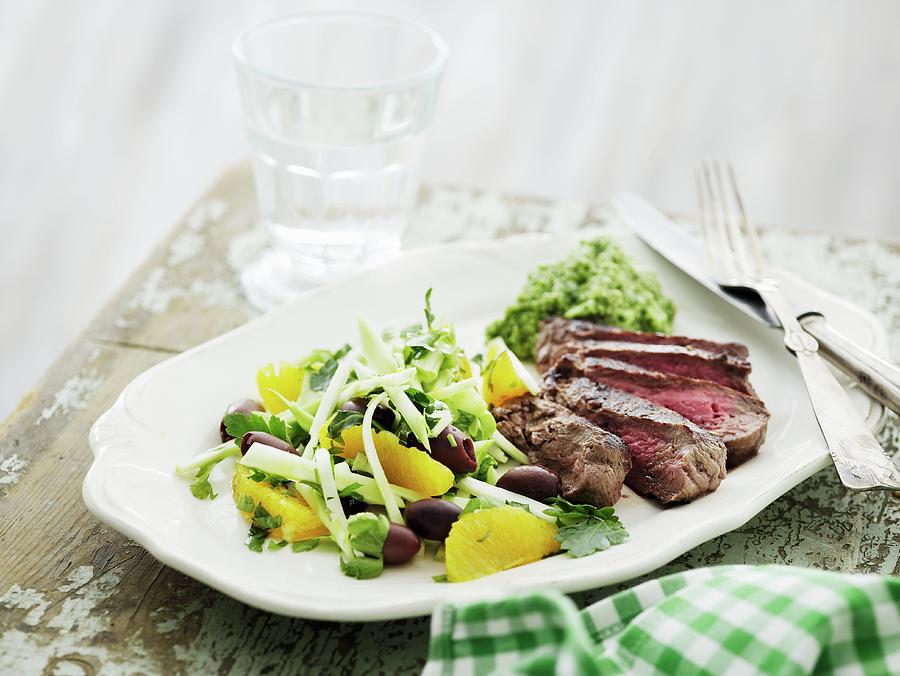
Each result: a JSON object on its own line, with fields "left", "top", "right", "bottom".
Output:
{"left": 340, "top": 495, "right": 368, "bottom": 516}
{"left": 417, "top": 425, "right": 476, "bottom": 473}
{"left": 220, "top": 398, "right": 263, "bottom": 442}
{"left": 339, "top": 398, "right": 367, "bottom": 414}
{"left": 405, "top": 498, "right": 462, "bottom": 541}
{"left": 339, "top": 398, "right": 395, "bottom": 428}
{"left": 382, "top": 524, "right": 421, "bottom": 565}
{"left": 496, "top": 465, "right": 561, "bottom": 502}
{"left": 239, "top": 431, "right": 295, "bottom": 456}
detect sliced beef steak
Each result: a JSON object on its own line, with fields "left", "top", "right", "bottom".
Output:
{"left": 537, "top": 317, "right": 749, "bottom": 360}
{"left": 553, "top": 355, "right": 769, "bottom": 466}
{"left": 544, "top": 374, "right": 727, "bottom": 503}
{"left": 538, "top": 338, "right": 754, "bottom": 395}
{"left": 493, "top": 396, "right": 631, "bottom": 507}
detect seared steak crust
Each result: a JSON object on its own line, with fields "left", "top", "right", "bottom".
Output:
{"left": 553, "top": 355, "right": 770, "bottom": 467}
{"left": 544, "top": 373, "right": 728, "bottom": 503}
{"left": 494, "top": 396, "right": 631, "bottom": 507}
{"left": 538, "top": 338, "right": 754, "bottom": 395}
{"left": 538, "top": 317, "right": 749, "bottom": 360}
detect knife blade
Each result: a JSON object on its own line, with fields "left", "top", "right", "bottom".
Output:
{"left": 612, "top": 191, "right": 900, "bottom": 415}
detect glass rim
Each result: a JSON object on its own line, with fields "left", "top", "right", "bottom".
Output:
{"left": 232, "top": 11, "right": 449, "bottom": 92}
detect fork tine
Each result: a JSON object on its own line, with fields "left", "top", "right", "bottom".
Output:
{"left": 713, "top": 159, "right": 757, "bottom": 278}
{"left": 695, "top": 166, "right": 720, "bottom": 277}
{"left": 700, "top": 159, "right": 737, "bottom": 281}
{"left": 726, "top": 163, "right": 767, "bottom": 275}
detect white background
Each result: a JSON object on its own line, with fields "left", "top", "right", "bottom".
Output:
{"left": 2, "top": 0, "right": 899, "bottom": 420}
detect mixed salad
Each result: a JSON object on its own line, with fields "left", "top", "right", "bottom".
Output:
{"left": 176, "top": 290, "right": 627, "bottom": 581}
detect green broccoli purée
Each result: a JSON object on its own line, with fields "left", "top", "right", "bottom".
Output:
{"left": 486, "top": 237, "right": 676, "bottom": 359}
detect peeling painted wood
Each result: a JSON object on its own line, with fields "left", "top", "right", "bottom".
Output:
{"left": 1, "top": 162, "right": 898, "bottom": 675}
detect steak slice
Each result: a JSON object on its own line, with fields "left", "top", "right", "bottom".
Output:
{"left": 538, "top": 338, "right": 754, "bottom": 395}
{"left": 553, "top": 355, "right": 770, "bottom": 467}
{"left": 493, "top": 396, "right": 631, "bottom": 507}
{"left": 537, "top": 317, "right": 749, "bottom": 360}
{"left": 544, "top": 373, "right": 727, "bottom": 503}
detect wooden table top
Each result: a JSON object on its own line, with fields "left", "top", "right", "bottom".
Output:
{"left": 2, "top": 162, "right": 898, "bottom": 675}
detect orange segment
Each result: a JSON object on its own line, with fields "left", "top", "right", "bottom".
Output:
{"left": 319, "top": 424, "right": 365, "bottom": 459}
{"left": 445, "top": 506, "right": 559, "bottom": 582}
{"left": 256, "top": 362, "right": 303, "bottom": 413}
{"left": 482, "top": 338, "right": 540, "bottom": 407}
{"left": 372, "top": 430, "right": 454, "bottom": 497}
{"left": 232, "top": 464, "right": 328, "bottom": 542}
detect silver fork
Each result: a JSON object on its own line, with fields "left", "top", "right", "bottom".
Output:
{"left": 696, "top": 159, "right": 900, "bottom": 491}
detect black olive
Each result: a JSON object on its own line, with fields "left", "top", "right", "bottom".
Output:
{"left": 339, "top": 398, "right": 395, "bottom": 428}
{"left": 405, "top": 498, "right": 462, "bottom": 541}
{"left": 220, "top": 398, "right": 263, "bottom": 442}
{"left": 239, "top": 431, "right": 295, "bottom": 456}
{"left": 416, "top": 425, "right": 476, "bottom": 473}
{"left": 340, "top": 495, "right": 368, "bottom": 516}
{"left": 382, "top": 524, "right": 421, "bottom": 565}
{"left": 339, "top": 398, "right": 367, "bottom": 414}
{"left": 495, "top": 465, "right": 561, "bottom": 502}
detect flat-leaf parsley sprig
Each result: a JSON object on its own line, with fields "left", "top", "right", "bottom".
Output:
{"left": 543, "top": 498, "right": 628, "bottom": 557}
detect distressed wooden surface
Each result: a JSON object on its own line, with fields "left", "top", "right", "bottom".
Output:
{"left": 1, "top": 162, "right": 898, "bottom": 675}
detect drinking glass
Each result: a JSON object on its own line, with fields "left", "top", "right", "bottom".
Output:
{"left": 233, "top": 12, "right": 448, "bottom": 309}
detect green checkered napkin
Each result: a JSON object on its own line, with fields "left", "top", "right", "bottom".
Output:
{"left": 424, "top": 565, "right": 900, "bottom": 675}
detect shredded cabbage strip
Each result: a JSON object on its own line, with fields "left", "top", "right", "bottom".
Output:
{"left": 361, "top": 393, "right": 404, "bottom": 524}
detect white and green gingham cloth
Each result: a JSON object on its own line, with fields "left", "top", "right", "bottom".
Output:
{"left": 424, "top": 565, "right": 900, "bottom": 675}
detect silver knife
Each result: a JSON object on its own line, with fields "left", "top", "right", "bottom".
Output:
{"left": 612, "top": 192, "right": 900, "bottom": 415}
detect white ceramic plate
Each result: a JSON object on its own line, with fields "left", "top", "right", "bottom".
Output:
{"left": 84, "top": 229, "right": 889, "bottom": 621}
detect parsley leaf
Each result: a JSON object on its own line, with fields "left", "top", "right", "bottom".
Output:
{"left": 340, "top": 513, "right": 390, "bottom": 580}
{"left": 347, "top": 512, "right": 389, "bottom": 556}
{"left": 393, "top": 417, "right": 414, "bottom": 446}
{"left": 338, "top": 482, "right": 366, "bottom": 503}
{"left": 267, "top": 415, "right": 288, "bottom": 443}
{"left": 236, "top": 494, "right": 255, "bottom": 512}
{"left": 340, "top": 556, "right": 384, "bottom": 580}
{"left": 224, "top": 411, "right": 271, "bottom": 439}
{"left": 452, "top": 409, "right": 478, "bottom": 439}
{"left": 309, "top": 344, "right": 352, "bottom": 392}
{"left": 473, "top": 454, "right": 498, "bottom": 483}
{"left": 189, "top": 463, "right": 218, "bottom": 500}
{"left": 296, "top": 479, "right": 331, "bottom": 498}
{"left": 247, "top": 468, "right": 291, "bottom": 488}
{"left": 288, "top": 420, "right": 310, "bottom": 448}
{"left": 424, "top": 287, "right": 436, "bottom": 329}
{"left": 405, "top": 387, "right": 450, "bottom": 431}
{"left": 406, "top": 387, "right": 434, "bottom": 411}
{"left": 251, "top": 503, "right": 282, "bottom": 531}
{"left": 268, "top": 539, "right": 289, "bottom": 551}
{"left": 432, "top": 574, "right": 449, "bottom": 583}
{"left": 461, "top": 497, "right": 483, "bottom": 515}
{"left": 245, "top": 504, "right": 283, "bottom": 552}
{"left": 326, "top": 410, "right": 364, "bottom": 444}
{"left": 544, "top": 498, "right": 628, "bottom": 557}
{"left": 247, "top": 525, "right": 267, "bottom": 552}
{"left": 183, "top": 443, "right": 241, "bottom": 500}
{"left": 224, "top": 411, "right": 307, "bottom": 450}
{"left": 291, "top": 538, "right": 321, "bottom": 553}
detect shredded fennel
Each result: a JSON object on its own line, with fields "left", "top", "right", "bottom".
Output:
{"left": 303, "top": 352, "right": 357, "bottom": 458}
{"left": 361, "top": 393, "right": 404, "bottom": 523}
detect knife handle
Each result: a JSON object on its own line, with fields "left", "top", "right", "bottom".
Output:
{"left": 800, "top": 313, "right": 900, "bottom": 416}
{"left": 757, "top": 287, "right": 900, "bottom": 490}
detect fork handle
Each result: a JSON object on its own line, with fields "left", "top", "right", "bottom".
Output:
{"left": 759, "top": 285, "right": 900, "bottom": 491}
{"left": 799, "top": 314, "right": 900, "bottom": 415}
